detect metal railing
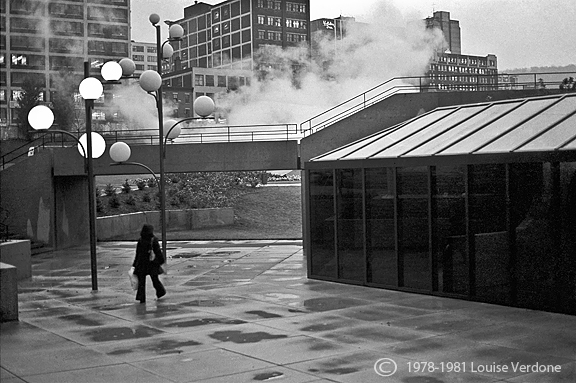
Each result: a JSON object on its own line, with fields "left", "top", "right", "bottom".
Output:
{"left": 2, "top": 71, "right": 574, "bottom": 168}
{"left": 299, "top": 71, "right": 575, "bottom": 136}
{"left": 1, "top": 123, "right": 300, "bottom": 169}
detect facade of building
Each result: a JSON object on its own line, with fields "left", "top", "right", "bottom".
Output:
{"left": 161, "top": 0, "right": 310, "bottom": 118}
{"left": 1, "top": 0, "right": 131, "bottom": 134}
{"left": 130, "top": 41, "right": 157, "bottom": 75}
{"left": 304, "top": 93, "right": 576, "bottom": 315}
{"left": 425, "top": 11, "right": 498, "bottom": 91}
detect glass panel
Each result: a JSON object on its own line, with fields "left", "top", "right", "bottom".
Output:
{"left": 398, "top": 167, "right": 430, "bottom": 290}
{"left": 517, "top": 114, "right": 576, "bottom": 152}
{"left": 315, "top": 129, "right": 395, "bottom": 162}
{"left": 514, "top": 162, "right": 576, "bottom": 314}
{"left": 373, "top": 106, "right": 486, "bottom": 158}
{"left": 433, "top": 166, "right": 468, "bottom": 294}
{"left": 336, "top": 169, "right": 364, "bottom": 281}
{"left": 366, "top": 168, "right": 396, "bottom": 286}
{"left": 441, "top": 98, "right": 557, "bottom": 155}
{"left": 469, "top": 164, "right": 510, "bottom": 304}
{"left": 407, "top": 103, "right": 513, "bottom": 156}
{"left": 345, "top": 109, "right": 454, "bottom": 159}
{"left": 309, "top": 170, "right": 335, "bottom": 278}
{"left": 479, "top": 97, "right": 576, "bottom": 153}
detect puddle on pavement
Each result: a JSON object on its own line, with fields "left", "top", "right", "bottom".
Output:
{"left": 163, "top": 317, "right": 246, "bottom": 328}
{"left": 108, "top": 339, "right": 202, "bottom": 356}
{"left": 245, "top": 310, "right": 283, "bottom": 319}
{"left": 302, "top": 297, "right": 364, "bottom": 312}
{"left": 253, "top": 371, "right": 285, "bottom": 381}
{"left": 85, "top": 325, "right": 163, "bottom": 342}
{"left": 309, "top": 367, "right": 359, "bottom": 375}
{"left": 209, "top": 330, "right": 288, "bottom": 343}
{"left": 60, "top": 314, "right": 103, "bottom": 326}
{"left": 300, "top": 322, "right": 345, "bottom": 332}
{"left": 171, "top": 253, "right": 203, "bottom": 259}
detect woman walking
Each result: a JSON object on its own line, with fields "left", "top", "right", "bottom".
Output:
{"left": 133, "top": 224, "right": 166, "bottom": 303}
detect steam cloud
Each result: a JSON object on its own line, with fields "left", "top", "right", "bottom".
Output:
{"left": 220, "top": 0, "right": 445, "bottom": 125}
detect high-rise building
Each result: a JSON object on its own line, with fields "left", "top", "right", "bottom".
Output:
{"left": 131, "top": 41, "right": 158, "bottom": 75}
{"left": 425, "top": 10, "right": 461, "bottom": 54}
{"left": 425, "top": 11, "right": 498, "bottom": 91}
{"left": 1, "top": 0, "right": 131, "bottom": 134}
{"left": 161, "top": 0, "right": 310, "bottom": 117}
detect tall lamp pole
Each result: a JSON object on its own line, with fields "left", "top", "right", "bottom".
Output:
{"left": 79, "top": 62, "right": 104, "bottom": 291}
{"left": 149, "top": 14, "right": 184, "bottom": 257}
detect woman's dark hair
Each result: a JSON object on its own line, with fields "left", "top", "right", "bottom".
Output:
{"left": 140, "top": 224, "right": 155, "bottom": 239}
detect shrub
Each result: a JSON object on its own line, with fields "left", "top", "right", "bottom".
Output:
{"left": 142, "top": 193, "right": 151, "bottom": 203}
{"left": 109, "top": 195, "right": 120, "bottom": 208}
{"left": 136, "top": 179, "right": 147, "bottom": 190}
{"left": 125, "top": 195, "right": 136, "bottom": 206}
{"left": 104, "top": 183, "right": 116, "bottom": 196}
{"left": 121, "top": 179, "right": 131, "bottom": 194}
{"left": 147, "top": 178, "right": 157, "bottom": 188}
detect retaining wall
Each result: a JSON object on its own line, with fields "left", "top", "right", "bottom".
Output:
{"left": 96, "top": 208, "right": 234, "bottom": 240}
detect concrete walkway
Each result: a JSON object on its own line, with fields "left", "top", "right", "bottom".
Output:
{"left": 1, "top": 240, "right": 575, "bottom": 383}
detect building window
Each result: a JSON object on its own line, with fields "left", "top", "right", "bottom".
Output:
{"left": 286, "top": 19, "right": 306, "bottom": 29}
{"left": 218, "top": 75, "right": 226, "bottom": 87}
{"left": 133, "top": 45, "right": 144, "bottom": 52}
{"left": 195, "top": 74, "right": 205, "bottom": 86}
{"left": 287, "top": 2, "right": 306, "bottom": 13}
{"left": 147, "top": 47, "right": 156, "bottom": 53}
{"left": 258, "top": 15, "right": 265, "bottom": 25}
{"left": 147, "top": 56, "right": 156, "bottom": 62}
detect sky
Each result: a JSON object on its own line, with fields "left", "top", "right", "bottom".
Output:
{"left": 132, "top": 0, "right": 575, "bottom": 71}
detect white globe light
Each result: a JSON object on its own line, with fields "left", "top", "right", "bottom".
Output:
{"left": 194, "top": 96, "right": 215, "bottom": 117}
{"left": 28, "top": 105, "right": 54, "bottom": 130}
{"left": 79, "top": 77, "right": 103, "bottom": 100}
{"left": 139, "top": 70, "right": 162, "bottom": 92}
{"left": 162, "top": 43, "right": 174, "bottom": 59}
{"left": 169, "top": 24, "right": 184, "bottom": 39}
{"left": 163, "top": 119, "right": 181, "bottom": 140}
{"left": 101, "top": 61, "right": 122, "bottom": 81}
{"left": 78, "top": 132, "right": 106, "bottom": 159}
{"left": 149, "top": 13, "right": 160, "bottom": 25}
{"left": 109, "top": 142, "right": 131, "bottom": 163}
{"left": 119, "top": 58, "right": 136, "bottom": 76}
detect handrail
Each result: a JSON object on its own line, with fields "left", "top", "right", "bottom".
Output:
{"left": 299, "top": 71, "right": 576, "bottom": 136}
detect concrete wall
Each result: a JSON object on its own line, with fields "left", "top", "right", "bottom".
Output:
{"left": 0, "top": 240, "right": 31, "bottom": 280}
{"left": 0, "top": 150, "right": 55, "bottom": 247}
{"left": 0, "top": 263, "right": 18, "bottom": 322}
{"left": 96, "top": 208, "right": 234, "bottom": 240}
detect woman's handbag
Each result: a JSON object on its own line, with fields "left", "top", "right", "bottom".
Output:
{"left": 128, "top": 267, "right": 138, "bottom": 291}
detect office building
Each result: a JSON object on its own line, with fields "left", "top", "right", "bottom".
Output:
{"left": 1, "top": 0, "right": 131, "bottom": 135}
{"left": 131, "top": 41, "right": 157, "bottom": 74}
{"left": 162, "top": 0, "right": 310, "bottom": 117}
{"left": 425, "top": 11, "right": 498, "bottom": 91}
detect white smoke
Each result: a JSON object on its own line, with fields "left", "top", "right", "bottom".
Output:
{"left": 220, "top": 0, "right": 445, "bottom": 125}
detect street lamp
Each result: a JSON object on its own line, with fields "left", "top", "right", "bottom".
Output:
{"left": 28, "top": 103, "right": 105, "bottom": 291}
{"left": 149, "top": 13, "right": 183, "bottom": 257}
{"left": 78, "top": 66, "right": 105, "bottom": 291}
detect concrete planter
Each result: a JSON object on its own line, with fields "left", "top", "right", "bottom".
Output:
{"left": 0, "top": 240, "right": 31, "bottom": 280}
{"left": 96, "top": 208, "right": 234, "bottom": 240}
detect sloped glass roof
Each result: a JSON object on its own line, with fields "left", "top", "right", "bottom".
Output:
{"left": 310, "top": 93, "right": 576, "bottom": 165}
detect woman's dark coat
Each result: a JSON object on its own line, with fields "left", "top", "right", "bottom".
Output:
{"left": 132, "top": 236, "right": 164, "bottom": 276}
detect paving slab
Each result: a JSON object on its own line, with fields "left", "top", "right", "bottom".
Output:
{"left": 2, "top": 240, "right": 575, "bottom": 383}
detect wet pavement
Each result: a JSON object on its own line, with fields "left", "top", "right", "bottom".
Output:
{"left": 1, "top": 240, "right": 575, "bottom": 383}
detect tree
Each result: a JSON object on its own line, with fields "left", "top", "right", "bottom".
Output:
{"left": 51, "top": 69, "right": 84, "bottom": 131}
{"left": 16, "top": 76, "right": 43, "bottom": 139}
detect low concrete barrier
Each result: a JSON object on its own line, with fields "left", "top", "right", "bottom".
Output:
{"left": 0, "top": 262, "right": 18, "bottom": 322}
{"left": 0, "top": 240, "right": 31, "bottom": 280}
{"left": 97, "top": 208, "right": 234, "bottom": 240}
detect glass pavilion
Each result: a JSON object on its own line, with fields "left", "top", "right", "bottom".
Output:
{"left": 304, "top": 93, "right": 576, "bottom": 314}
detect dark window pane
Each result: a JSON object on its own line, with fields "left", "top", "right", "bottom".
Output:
{"left": 336, "top": 169, "right": 364, "bottom": 282}
{"left": 398, "top": 166, "right": 428, "bottom": 195}
{"left": 309, "top": 170, "right": 335, "bottom": 278}
{"left": 366, "top": 168, "right": 396, "bottom": 286}
{"left": 433, "top": 166, "right": 467, "bottom": 294}
{"left": 399, "top": 197, "right": 430, "bottom": 290}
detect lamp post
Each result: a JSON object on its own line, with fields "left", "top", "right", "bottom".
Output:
{"left": 149, "top": 14, "right": 183, "bottom": 257}
{"left": 78, "top": 63, "right": 105, "bottom": 291}
{"left": 28, "top": 102, "right": 106, "bottom": 292}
